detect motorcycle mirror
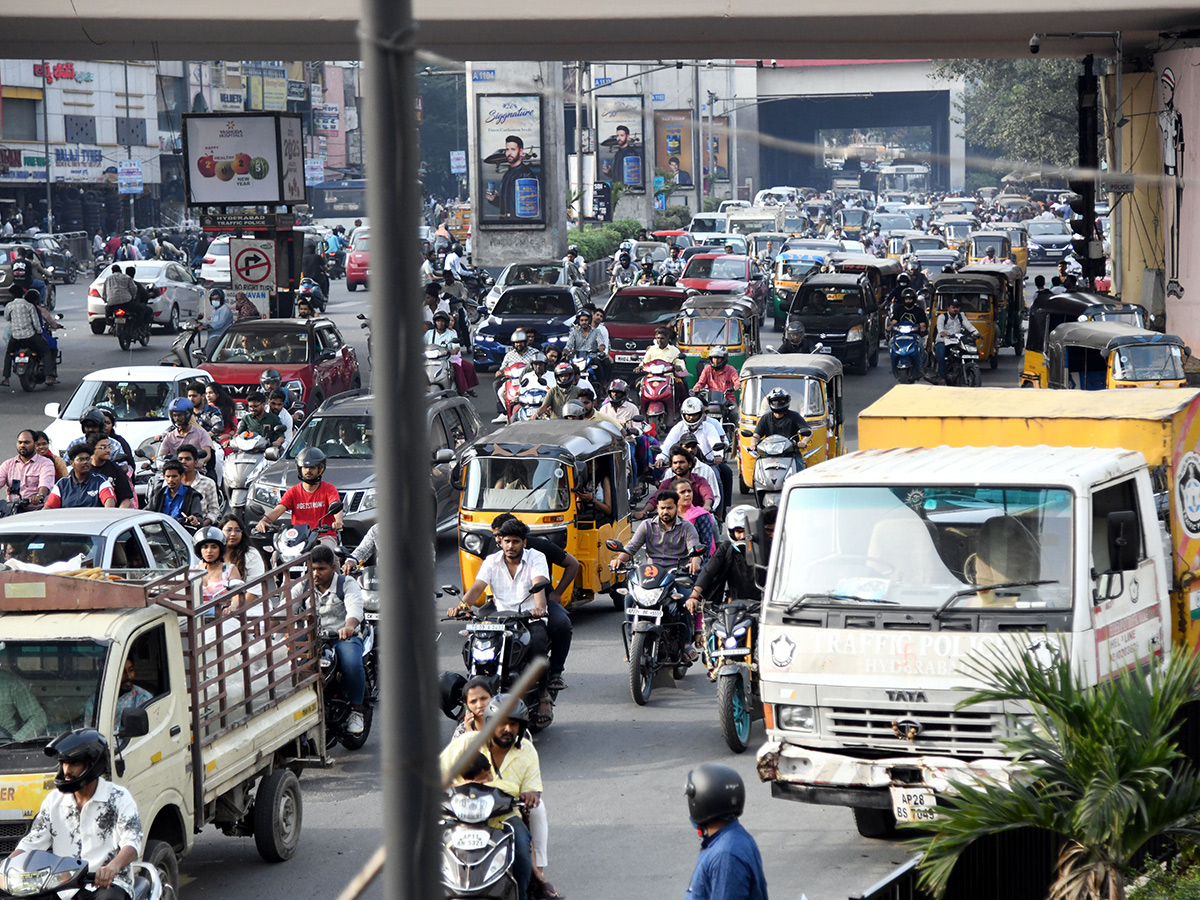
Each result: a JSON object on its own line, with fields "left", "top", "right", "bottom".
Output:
{"left": 443, "top": 584, "right": 461, "bottom": 595}
{"left": 605, "top": 539, "right": 625, "bottom": 553}
{"left": 192, "top": 350, "right": 206, "bottom": 361}
{"left": 264, "top": 448, "right": 281, "bottom": 461}
{"left": 530, "top": 579, "right": 551, "bottom": 593}
{"left": 326, "top": 500, "right": 345, "bottom": 516}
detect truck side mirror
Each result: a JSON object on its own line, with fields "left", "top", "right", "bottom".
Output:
{"left": 120, "top": 706, "right": 149, "bottom": 738}
{"left": 1107, "top": 511, "right": 1140, "bottom": 572}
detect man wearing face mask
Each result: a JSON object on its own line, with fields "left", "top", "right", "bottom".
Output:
{"left": 202, "top": 288, "right": 234, "bottom": 354}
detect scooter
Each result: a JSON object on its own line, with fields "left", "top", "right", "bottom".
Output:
{"left": 703, "top": 599, "right": 762, "bottom": 754}
{"left": 512, "top": 382, "right": 547, "bottom": 422}
{"left": 940, "top": 333, "right": 982, "bottom": 387}
{"left": 697, "top": 387, "right": 738, "bottom": 451}
{"left": 298, "top": 277, "right": 326, "bottom": 313}
{"left": 752, "top": 434, "right": 816, "bottom": 509}
{"left": 157, "top": 317, "right": 205, "bottom": 367}
{"left": 11, "top": 314, "right": 63, "bottom": 392}
{"left": 439, "top": 784, "right": 523, "bottom": 899}
{"left": 610, "top": 541, "right": 699, "bottom": 706}
{"left": 0, "top": 850, "right": 163, "bottom": 900}
{"left": 498, "top": 362, "right": 529, "bottom": 420}
{"left": 318, "top": 564, "right": 379, "bottom": 751}
{"left": 425, "top": 344, "right": 455, "bottom": 392}
{"left": 889, "top": 323, "right": 923, "bottom": 385}
{"left": 223, "top": 430, "right": 271, "bottom": 515}
{"left": 638, "top": 361, "right": 677, "bottom": 437}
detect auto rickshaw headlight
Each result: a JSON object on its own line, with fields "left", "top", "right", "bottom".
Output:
{"left": 464, "top": 533, "right": 486, "bottom": 555}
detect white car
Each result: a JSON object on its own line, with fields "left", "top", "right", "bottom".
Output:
{"left": 200, "top": 235, "right": 232, "bottom": 285}
{"left": 0, "top": 509, "right": 196, "bottom": 570}
{"left": 43, "top": 365, "right": 212, "bottom": 460}
{"left": 86, "top": 261, "right": 206, "bottom": 335}
{"left": 483, "top": 260, "right": 578, "bottom": 312}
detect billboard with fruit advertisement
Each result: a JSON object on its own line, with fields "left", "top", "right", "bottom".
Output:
{"left": 182, "top": 112, "right": 307, "bottom": 207}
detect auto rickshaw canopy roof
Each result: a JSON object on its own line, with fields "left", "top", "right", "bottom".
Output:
{"left": 679, "top": 295, "right": 758, "bottom": 317}
{"left": 958, "top": 262, "right": 1024, "bottom": 282}
{"left": 740, "top": 352, "right": 844, "bottom": 381}
{"left": 1047, "top": 321, "right": 1187, "bottom": 354}
{"left": 466, "top": 418, "right": 626, "bottom": 463}
{"left": 930, "top": 273, "right": 1003, "bottom": 295}
{"left": 826, "top": 253, "right": 903, "bottom": 276}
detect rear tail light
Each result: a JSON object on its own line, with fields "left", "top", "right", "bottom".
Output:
{"left": 115, "top": 308, "right": 126, "bottom": 317}
{"left": 88, "top": 288, "right": 101, "bottom": 297}
{"left": 203, "top": 256, "right": 215, "bottom": 264}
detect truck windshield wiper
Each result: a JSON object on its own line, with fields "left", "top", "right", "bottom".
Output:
{"left": 783, "top": 592, "right": 899, "bottom": 614}
{"left": 0, "top": 737, "right": 54, "bottom": 750}
{"left": 932, "top": 580, "right": 1059, "bottom": 619}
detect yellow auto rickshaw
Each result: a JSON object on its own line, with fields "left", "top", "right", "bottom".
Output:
{"left": 828, "top": 253, "right": 902, "bottom": 309}
{"left": 992, "top": 222, "right": 1029, "bottom": 271}
{"left": 736, "top": 353, "right": 844, "bottom": 492}
{"left": 966, "top": 231, "right": 1013, "bottom": 268}
{"left": 772, "top": 250, "right": 827, "bottom": 329}
{"left": 887, "top": 230, "right": 925, "bottom": 262}
{"left": 782, "top": 211, "right": 810, "bottom": 236}
{"left": 927, "top": 272, "right": 1007, "bottom": 370}
{"left": 675, "top": 294, "right": 760, "bottom": 388}
{"left": 455, "top": 419, "right": 631, "bottom": 608}
{"left": 1045, "top": 321, "right": 1188, "bottom": 390}
{"left": 1021, "top": 292, "right": 1151, "bottom": 388}
{"left": 936, "top": 215, "right": 980, "bottom": 252}
{"left": 835, "top": 207, "right": 871, "bottom": 240}
{"left": 957, "top": 262, "right": 1026, "bottom": 359}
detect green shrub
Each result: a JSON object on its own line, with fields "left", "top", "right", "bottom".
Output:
{"left": 1131, "top": 859, "right": 1200, "bottom": 900}
{"left": 568, "top": 226, "right": 621, "bottom": 262}
{"left": 611, "top": 218, "right": 643, "bottom": 239}
{"left": 653, "top": 206, "right": 692, "bottom": 231}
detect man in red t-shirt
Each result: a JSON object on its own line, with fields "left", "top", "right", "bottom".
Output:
{"left": 254, "top": 448, "right": 343, "bottom": 548}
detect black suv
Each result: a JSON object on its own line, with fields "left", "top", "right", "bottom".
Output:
{"left": 785, "top": 272, "right": 881, "bottom": 373}
{"left": 245, "top": 389, "right": 481, "bottom": 546}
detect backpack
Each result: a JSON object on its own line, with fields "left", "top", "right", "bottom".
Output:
{"left": 10, "top": 258, "right": 31, "bottom": 289}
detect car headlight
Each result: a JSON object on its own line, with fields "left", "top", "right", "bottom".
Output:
{"left": 777, "top": 705, "right": 815, "bottom": 732}
{"left": 477, "top": 333, "right": 495, "bottom": 342}
{"left": 846, "top": 325, "right": 863, "bottom": 342}
{"left": 358, "top": 488, "right": 376, "bottom": 511}
{"left": 253, "top": 484, "right": 283, "bottom": 505}
{"left": 463, "top": 533, "right": 486, "bottom": 555}
{"left": 1028, "top": 241, "right": 1042, "bottom": 250}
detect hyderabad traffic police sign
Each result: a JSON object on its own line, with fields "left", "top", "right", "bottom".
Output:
{"left": 231, "top": 239, "right": 277, "bottom": 294}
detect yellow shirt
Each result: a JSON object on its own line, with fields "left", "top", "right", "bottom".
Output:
{"left": 641, "top": 343, "right": 682, "bottom": 367}
{"left": 440, "top": 731, "right": 544, "bottom": 803}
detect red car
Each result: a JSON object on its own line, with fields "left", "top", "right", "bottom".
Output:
{"left": 604, "top": 286, "right": 691, "bottom": 376}
{"left": 678, "top": 253, "right": 769, "bottom": 315}
{"left": 346, "top": 230, "right": 370, "bottom": 291}
{"left": 199, "top": 317, "right": 361, "bottom": 412}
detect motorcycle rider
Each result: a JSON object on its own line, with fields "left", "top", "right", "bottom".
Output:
{"left": 147, "top": 458, "right": 202, "bottom": 527}
{"left": 440, "top": 696, "right": 543, "bottom": 900}
{"left": 661, "top": 244, "right": 685, "bottom": 281}
{"left": 635, "top": 325, "right": 688, "bottom": 414}
{"left": 563, "top": 309, "right": 610, "bottom": 385}
{"left": 44, "top": 442, "right": 117, "bottom": 509}
{"left": 686, "top": 505, "right": 763, "bottom": 614}
{"left": 256, "top": 447, "right": 344, "bottom": 549}
{"left": 235, "top": 391, "right": 286, "bottom": 449}
{"left": 536, "top": 362, "right": 582, "bottom": 419}
{"left": 609, "top": 251, "right": 639, "bottom": 292}
{"left": 521, "top": 351, "right": 553, "bottom": 391}
{"left": 305, "top": 545, "right": 366, "bottom": 735}
{"left": 636, "top": 256, "right": 657, "bottom": 286}
{"left": 493, "top": 329, "right": 538, "bottom": 421}
{"left": 658, "top": 398, "right": 728, "bottom": 507}
{"left": 0, "top": 429, "right": 54, "bottom": 509}
{"left": 683, "top": 763, "right": 769, "bottom": 900}
{"left": 867, "top": 222, "right": 886, "bottom": 256}
{"left": 600, "top": 379, "right": 639, "bottom": 425}
{"left": 1, "top": 287, "right": 58, "bottom": 386}
{"left": 887, "top": 287, "right": 929, "bottom": 376}
{"left": 201, "top": 288, "right": 234, "bottom": 354}
{"left": 174, "top": 444, "right": 220, "bottom": 527}
{"left": 639, "top": 446, "right": 715, "bottom": 516}
{"left": 692, "top": 346, "right": 741, "bottom": 405}
{"left": 154, "top": 398, "right": 214, "bottom": 464}
{"left": 750, "top": 388, "right": 812, "bottom": 455}
{"left": 12, "top": 729, "right": 144, "bottom": 900}
{"left": 563, "top": 244, "right": 586, "bottom": 278}
{"left": 904, "top": 256, "right": 930, "bottom": 294}
{"left": 934, "top": 296, "right": 980, "bottom": 384}
{"left": 610, "top": 490, "right": 702, "bottom": 576}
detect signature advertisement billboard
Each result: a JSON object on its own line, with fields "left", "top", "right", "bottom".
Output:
{"left": 654, "top": 110, "right": 695, "bottom": 190}
{"left": 596, "top": 95, "right": 645, "bottom": 191}
{"left": 476, "top": 94, "right": 544, "bottom": 226}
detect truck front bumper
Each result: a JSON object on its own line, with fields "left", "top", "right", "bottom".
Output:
{"left": 755, "top": 739, "right": 1014, "bottom": 802}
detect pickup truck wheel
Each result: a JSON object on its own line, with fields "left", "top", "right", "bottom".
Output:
{"left": 143, "top": 839, "right": 180, "bottom": 900}
{"left": 253, "top": 769, "right": 303, "bottom": 862}
{"left": 853, "top": 806, "right": 897, "bottom": 839}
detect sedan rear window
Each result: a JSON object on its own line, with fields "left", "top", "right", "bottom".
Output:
{"left": 493, "top": 292, "right": 575, "bottom": 317}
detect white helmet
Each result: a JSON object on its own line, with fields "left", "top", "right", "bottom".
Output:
{"left": 726, "top": 505, "right": 754, "bottom": 544}
{"left": 681, "top": 396, "right": 705, "bottom": 426}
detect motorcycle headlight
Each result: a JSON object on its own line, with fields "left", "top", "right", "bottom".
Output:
{"left": 358, "top": 488, "right": 376, "bottom": 511}
{"left": 4, "top": 865, "right": 74, "bottom": 896}
{"left": 463, "top": 533, "right": 486, "bottom": 555}
{"left": 632, "top": 584, "right": 659, "bottom": 607}
{"left": 846, "top": 325, "right": 863, "bottom": 342}
{"left": 449, "top": 792, "right": 495, "bottom": 824}
{"left": 777, "top": 705, "right": 815, "bottom": 732}
{"left": 471, "top": 641, "right": 497, "bottom": 662}
{"left": 723, "top": 636, "right": 740, "bottom": 649}
{"left": 732, "top": 625, "right": 748, "bottom": 637}
{"left": 711, "top": 622, "right": 728, "bottom": 638}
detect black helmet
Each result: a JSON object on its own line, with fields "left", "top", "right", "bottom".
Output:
{"left": 766, "top": 387, "right": 791, "bottom": 412}
{"left": 46, "top": 729, "right": 109, "bottom": 794}
{"left": 897, "top": 273, "right": 910, "bottom": 287}
{"left": 562, "top": 400, "right": 587, "bottom": 420}
{"left": 438, "top": 671, "right": 468, "bottom": 720}
{"left": 685, "top": 763, "right": 745, "bottom": 826}
{"left": 208, "top": 288, "right": 225, "bottom": 303}
{"left": 901, "top": 288, "right": 917, "bottom": 301}
{"left": 554, "top": 362, "right": 574, "bottom": 387}
{"left": 296, "top": 447, "right": 327, "bottom": 484}
{"left": 567, "top": 244, "right": 578, "bottom": 255}
{"left": 619, "top": 252, "right": 631, "bottom": 264}
{"left": 608, "top": 379, "right": 629, "bottom": 402}
{"left": 260, "top": 369, "right": 282, "bottom": 387}
{"left": 79, "top": 408, "right": 107, "bottom": 431}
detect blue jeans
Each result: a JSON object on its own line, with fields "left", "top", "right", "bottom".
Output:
{"left": 31, "top": 279, "right": 47, "bottom": 303}
{"left": 510, "top": 815, "right": 532, "bottom": 900}
{"left": 335, "top": 635, "right": 365, "bottom": 705}
{"left": 935, "top": 342, "right": 947, "bottom": 378}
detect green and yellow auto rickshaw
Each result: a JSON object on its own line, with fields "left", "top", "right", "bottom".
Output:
{"left": 675, "top": 294, "right": 760, "bottom": 388}
{"left": 1045, "top": 321, "right": 1188, "bottom": 390}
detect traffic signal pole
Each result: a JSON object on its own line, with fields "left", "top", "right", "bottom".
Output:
{"left": 1069, "top": 55, "right": 1102, "bottom": 291}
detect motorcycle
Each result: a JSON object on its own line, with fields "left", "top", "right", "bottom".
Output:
{"left": 357, "top": 313, "right": 372, "bottom": 368}
{"left": 157, "top": 317, "right": 205, "bottom": 367}
{"left": 697, "top": 388, "right": 738, "bottom": 451}
{"left": 571, "top": 355, "right": 602, "bottom": 393}
{"left": 609, "top": 542, "right": 699, "bottom": 706}
{"left": 498, "top": 362, "right": 529, "bottom": 419}
{"left": 703, "top": 600, "right": 762, "bottom": 753}
{"left": 440, "top": 580, "right": 558, "bottom": 731}
{"left": 512, "top": 382, "right": 547, "bottom": 422}
{"left": 318, "top": 564, "right": 379, "bottom": 751}
{"left": 425, "top": 344, "right": 455, "bottom": 393}
{"left": 752, "top": 434, "right": 816, "bottom": 509}
{"left": 940, "top": 333, "right": 982, "bottom": 387}
{"left": 298, "top": 277, "right": 326, "bottom": 313}
{"left": 113, "top": 303, "right": 151, "bottom": 351}
{"left": 223, "top": 431, "right": 271, "bottom": 515}
{"left": 255, "top": 501, "right": 345, "bottom": 578}
{"left": 11, "top": 314, "right": 63, "bottom": 392}
{"left": 324, "top": 248, "right": 346, "bottom": 280}
{"left": 0, "top": 850, "right": 163, "bottom": 900}
{"left": 1, "top": 479, "right": 31, "bottom": 517}
{"left": 889, "top": 323, "right": 923, "bottom": 385}
{"left": 439, "top": 783, "right": 523, "bottom": 900}
{"left": 638, "top": 361, "right": 677, "bottom": 437}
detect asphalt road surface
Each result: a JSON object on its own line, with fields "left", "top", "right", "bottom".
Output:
{"left": 0, "top": 266, "right": 1044, "bottom": 900}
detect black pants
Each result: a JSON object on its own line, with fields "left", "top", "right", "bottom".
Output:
{"left": 715, "top": 462, "right": 733, "bottom": 516}
{"left": 77, "top": 886, "right": 130, "bottom": 900}
{"left": 545, "top": 600, "right": 573, "bottom": 676}
{"left": 4, "top": 335, "right": 54, "bottom": 377}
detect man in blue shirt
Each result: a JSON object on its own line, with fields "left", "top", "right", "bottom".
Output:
{"left": 684, "top": 764, "right": 769, "bottom": 900}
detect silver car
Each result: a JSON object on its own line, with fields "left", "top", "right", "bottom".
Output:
{"left": 0, "top": 509, "right": 196, "bottom": 570}
{"left": 87, "top": 260, "right": 206, "bottom": 335}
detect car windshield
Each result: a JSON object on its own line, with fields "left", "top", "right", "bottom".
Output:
{"left": 1028, "top": 221, "right": 1070, "bottom": 237}
{"left": 0, "top": 534, "right": 107, "bottom": 569}
{"left": 742, "top": 376, "right": 825, "bottom": 417}
{"left": 286, "top": 413, "right": 373, "bottom": 459}
{"left": 604, "top": 292, "right": 680, "bottom": 325}
{"left": 769, "top": 486, "right": 1073, "bottom": 611}
{"left": 0, "top": 641, "right": 109, "bottom": 741}
{"left": 1111, "top": 344, "right": 1186, "bottom": 382}
{"left": 210, "top": 330, "right": 310, "bottom": 364}
{"left": 972, "top": 238, "right": 1008, "bottom": 258}
{"left": 679, "top": 317, "right": 742, "bottom": 345}
{"left": 493, "top": 291, "right": 575, "bottom": 317}
{"left": 464, "top": 457, "right": 571, "bottom": 512}
{"left": 796, "top": 286, "right": 863, "bottom": 315}
{"left": 683, "top": 258, "right": 749, "bottom": 281}
{"left": 500, "top": 265, "right": 565, "bottom": 288}
{"left": 62, "top": 379, "right": 174, "bottom": 421}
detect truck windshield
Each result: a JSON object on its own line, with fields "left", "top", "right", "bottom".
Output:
{"left": 770, "top": 486, "right": 1072, "bottom": 612}
{"left": 0, "top": 641, "right": 108, "bottom": 742}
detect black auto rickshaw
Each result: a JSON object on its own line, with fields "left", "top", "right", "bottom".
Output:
{"left": 1045, "top": 322, "right": 1188, "bottom": 390}
{"left": 1021, "top": 292, "right": 1151, "bottom": 388}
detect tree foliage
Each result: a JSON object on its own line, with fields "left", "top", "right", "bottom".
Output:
{"left": 912, "top": 644, "right": 1200, "bottom": 900}
{"left": 933, "top": 58, "right": 1081, "bottom": 173}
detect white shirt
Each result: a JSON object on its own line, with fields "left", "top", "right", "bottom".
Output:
{"left": 477, "top": 547, "right": 549, "bottom": 613}
{"left": 276, "top": 406, "right": 294, "bottom": 443}
{"left": 658, "top": 419, "right": 727, "bottom": 463}
{"left": 691, "top": 458, "right": 722, "bottom": 509}
{"left": 18, "top": 779, "right": 144, "bottom": 898}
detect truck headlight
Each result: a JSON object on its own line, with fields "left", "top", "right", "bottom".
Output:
{"left": 846, "top": 325, "right": 863, "bottom": 343}
{"left": 778, "top": 705, "right": 815, "bottom": 732}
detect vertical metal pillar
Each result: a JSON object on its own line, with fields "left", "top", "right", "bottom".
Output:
{"left": 359, "top": 1, "right": 441, "bottom": 898}
{"left": 41, "top": 64, "right": 51, "bottom": 230}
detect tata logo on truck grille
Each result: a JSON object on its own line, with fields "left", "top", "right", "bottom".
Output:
{"left": 885, "top": 690, "right": 928, "bottom": 703}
